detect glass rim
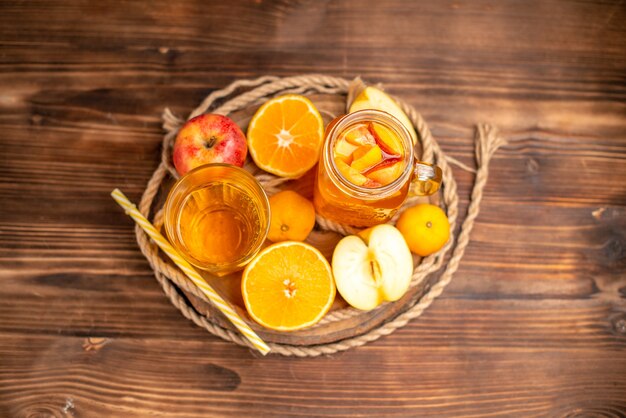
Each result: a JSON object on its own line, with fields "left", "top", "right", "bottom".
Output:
{"left": 323, "top": 109, "right": 415, "bottom": 200}
{"left": 163, "top": 163, "right": 270, "bottom": 273}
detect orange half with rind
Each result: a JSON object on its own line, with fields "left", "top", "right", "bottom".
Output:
{"left": 247, "top": 94, "right": 324, "bottom": 178}
{"left": 242, "top": 241, "right": 336, "bottom": 331}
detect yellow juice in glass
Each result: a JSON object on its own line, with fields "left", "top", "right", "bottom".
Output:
{"left": 164, "top": 164, "right": 270, "bottom": 276}
{"left": 314, "top": 110, "right": 441, "bottom": 227}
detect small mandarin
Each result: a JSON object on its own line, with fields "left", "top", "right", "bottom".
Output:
{"left": 396, "top": 204, "right": 450, "bottom": 256}
{"left": 267, "top": 190, "right": 316, "bottom": 242}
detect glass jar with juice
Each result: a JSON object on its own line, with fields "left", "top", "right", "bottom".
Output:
{"left": 314, "top": 110, "right": 442, "bottom": 227}
{"left": 163, "top": 164, "right": 270, "bottom": 276}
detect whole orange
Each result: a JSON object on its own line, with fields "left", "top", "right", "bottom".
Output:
{"left": 267, "top": 190, "right": 316, "bottom": 242}
{"left": 396, "top": 204, "right": 450, "bottom": 256}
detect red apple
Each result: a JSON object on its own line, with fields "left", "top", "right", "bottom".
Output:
{"left": 173, "top": 114, "right": 247, "bottom": 176}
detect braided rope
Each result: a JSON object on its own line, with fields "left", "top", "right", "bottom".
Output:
{"left": 135, "top": 74, "right": 507, "bottom": 356}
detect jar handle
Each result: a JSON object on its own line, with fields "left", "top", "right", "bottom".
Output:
{"left": 410, "top": 161, "right": 442, "bottom": 196}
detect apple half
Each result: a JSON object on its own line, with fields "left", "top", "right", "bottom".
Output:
{"left": 332, "top": 224, "right": 413, "bottom": 311}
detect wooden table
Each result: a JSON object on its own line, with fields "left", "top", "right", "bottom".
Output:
{"left": 1, "top": 1, "right": 625, "bottom": 416}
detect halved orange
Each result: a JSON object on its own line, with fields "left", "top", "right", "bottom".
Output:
{"left": 242, "top": 241, "right": 335, "bottom": 331}
{"left": 247, "top": 94, "right": 324, "bottom": 178}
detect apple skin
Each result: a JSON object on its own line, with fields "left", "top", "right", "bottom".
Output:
{"left": 173, "top": 114, "right": 247, "bottom": 176}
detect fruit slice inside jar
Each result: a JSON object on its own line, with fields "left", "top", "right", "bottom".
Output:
{"left": 333, "top": 121, "right": 405, "bottom": 188}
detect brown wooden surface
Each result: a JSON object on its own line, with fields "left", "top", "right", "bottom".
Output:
{"left": 1, "top": 0, "right": 625, "bottom": 416}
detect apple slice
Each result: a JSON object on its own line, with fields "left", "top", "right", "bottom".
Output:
{"left": 332, "top": 224, "right": 413, "bottom": 311}
{"left": 343, "top": 125, "right": 375, "bottom": 146}
{"left": 366, "top": 161, "right": 404, "bottom": 185}
{"left": 363, "top": 178, "right": 382, "bottom": 188}
{"left": 351, "top": 145, "right": 372, "bottom": 161}
{"left": 334, "top": 138, "right": 359, "bottom": 164}
{"left": 335, "top": 158, "right": 368, "bottom": 186}
{"left": 350, "top": 145, "right": 383, "bottom": 173}
{"left": 368, "top": 122, "right": 403, "bottom": 155}
{"left": 348, "top": 86, "right": 418, "bottom": 145}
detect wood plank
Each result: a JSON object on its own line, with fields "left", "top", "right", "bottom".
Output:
{"left": 1, "top": 315, "right": 625, "bottom": 417}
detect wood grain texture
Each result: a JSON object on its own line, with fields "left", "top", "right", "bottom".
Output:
{"left": 0, "top": 0, "right": 625, "bottom": 416}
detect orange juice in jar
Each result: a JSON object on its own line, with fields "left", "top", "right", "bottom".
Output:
{"left": 164, "top": 164, "right": 270, "bottom": 276}
{"left": 314, "top": 110, "right": 442, "bottom": 227}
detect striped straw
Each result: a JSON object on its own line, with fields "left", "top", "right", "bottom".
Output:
{"left": 111, "top": 188, "right": 270, "bottom": 355}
